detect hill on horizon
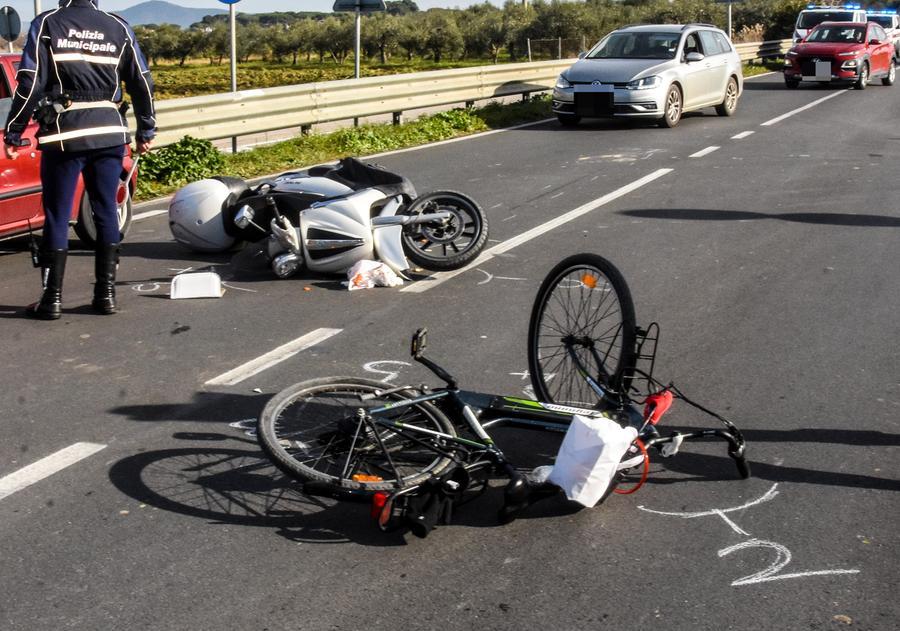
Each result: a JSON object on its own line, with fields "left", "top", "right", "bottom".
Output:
{"left": 117, "top": 1, "right": 226, "bottom": 28}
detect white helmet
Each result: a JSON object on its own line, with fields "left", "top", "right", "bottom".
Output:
{"left": 168, "top": 179, "right": 236, "bottom": 252}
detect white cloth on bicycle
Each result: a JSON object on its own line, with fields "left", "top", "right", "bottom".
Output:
{"left": 547, "top": 414, "right": 638, "bottom": 507}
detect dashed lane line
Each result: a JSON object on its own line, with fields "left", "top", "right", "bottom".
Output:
{"left": 400, "top": 168, "right": 674, "bottom": 294}
{"left": 731, "top": 131, "right": 755, "bottom": 140}
{"left": 204, "top": 327, "right": 342, "bottom": 386}
{"left": 0, "top": 442, "right": 107, "bottom": 503}
{"left": 689, "top": 146, "right": 720, "bottom": 158}
{"left": 760, "top": 90, "right": 848, "bottom": 127}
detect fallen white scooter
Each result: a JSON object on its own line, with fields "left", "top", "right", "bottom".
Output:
{"left": 168, "top": 157, "right": 489, "bottom": 280}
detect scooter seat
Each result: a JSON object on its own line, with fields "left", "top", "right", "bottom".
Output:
{"left": 312, "top": 157, "right": 417, "bottom": 199}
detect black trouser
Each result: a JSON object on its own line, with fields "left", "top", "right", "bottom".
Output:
{"left": 39, "top": 144, "right": 125, "bottom": 249}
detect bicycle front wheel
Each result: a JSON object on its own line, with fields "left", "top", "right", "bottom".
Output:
{"left": 527, "top": 254, "right": 637, "bottom": 406}
{"left": 257, "top": 377, "right": 457, "bottom": 492}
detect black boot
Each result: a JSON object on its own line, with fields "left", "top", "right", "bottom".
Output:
{"left": 27, "top": 249, "right": 67, "bottom": 320}
{"left": 92, "top": 243, "right": 120, "bottom": 314}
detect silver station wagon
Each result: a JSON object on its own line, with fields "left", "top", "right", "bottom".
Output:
{"left": 552, "top": 23, "right": 744, "bottom": 128}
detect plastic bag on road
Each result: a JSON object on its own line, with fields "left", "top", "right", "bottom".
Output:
{"left": 547, "top": 414, "right": 638, "bottom": 507}
{"left": 346, "top": 260, "right": 404, "bottom": 291}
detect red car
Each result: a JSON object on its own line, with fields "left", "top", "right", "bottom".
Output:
{"left": 0, "top": 53, "right": 138, "bottom": 244}
{"left": 783, "top": 21, "right": 897, "bottom": 89}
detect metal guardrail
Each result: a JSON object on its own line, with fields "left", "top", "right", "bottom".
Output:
{"left": 734, "top": 39, "right": 793, "bottom": 62}
{"left": 145, "top": 59, "right": 572, "bottom": 147}
{"left": 143, "top": 40, "right": 792, "bottom": 148}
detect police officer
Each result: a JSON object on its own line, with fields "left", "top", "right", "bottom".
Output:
{"left": 4, "top": 0, "right": 156, "bottom": 320}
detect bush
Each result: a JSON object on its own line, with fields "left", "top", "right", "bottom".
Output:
{"left": 139, "top": 136, "right": 225, "bottom": 187}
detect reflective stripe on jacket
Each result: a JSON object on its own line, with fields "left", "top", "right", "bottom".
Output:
{"left": 4, "top": 0, "right": 156, "bottom": 152}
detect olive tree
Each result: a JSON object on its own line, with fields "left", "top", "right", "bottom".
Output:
{"left": 363, "top": 13, "right": 402, "bottom": 63}
{"left": 422, "top": 10, "right": 463, "bottom": 62}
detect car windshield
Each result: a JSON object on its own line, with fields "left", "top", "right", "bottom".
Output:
{"left": 807, "top": 25, "right": 865, "bottom": 43}
{"left": 798, "top": 12, "right": 854, "bottom": 29}
{"left": 586, "top": 32, "right": 679, "bottom": 60}
{"left": 867, "top": 16, "right": 893, "bottom": 28}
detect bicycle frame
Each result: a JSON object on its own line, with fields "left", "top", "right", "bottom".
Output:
{"left": 281, "top": 324, "right": 750, "bottom": 542}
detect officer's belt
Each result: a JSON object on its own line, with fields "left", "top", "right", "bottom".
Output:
{"left": 64, "top": 101, "right": 120, "bottom": 111}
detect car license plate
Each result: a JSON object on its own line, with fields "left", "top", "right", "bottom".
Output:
{"left": 574, "top": 92, "right": 614, "bottom": 117}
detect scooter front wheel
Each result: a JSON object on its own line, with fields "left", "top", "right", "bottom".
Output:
{"left": 400, "top": 191, "right": 489, "bottom": 271}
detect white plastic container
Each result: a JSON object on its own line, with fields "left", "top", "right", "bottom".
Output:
{"left": 170, "top": 272, "right": 225, "bottom": 299}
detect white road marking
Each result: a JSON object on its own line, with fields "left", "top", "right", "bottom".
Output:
{"left": 760, "top": 90, "right": 847, "bottom": 126}
{"left": 367, "top": 118, "right": 556, "bottom": 161}
{"left": 132, "top": 208, "right": 168, "bottom": 222}
{"left": 689, "top": 146, "right": 720, "bottom": 158}
{"left": 731, "top": 131, "right": 755, "bottom": 140}
{"left": 400, "top": 168, "right": 673, "bottom": 294}
{"left": 205, "top": 327, "right": 342, "bottom": 386}
{"left": 0, "top": 442, "right": 107, "bottom": 502}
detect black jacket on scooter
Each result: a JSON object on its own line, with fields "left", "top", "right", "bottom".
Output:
{"left": 3, "top": 0, "right": 155, "bottom": 152}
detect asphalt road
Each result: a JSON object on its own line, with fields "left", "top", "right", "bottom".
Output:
{"left": 1, "top": 72, "right": 898, "bottom": 631}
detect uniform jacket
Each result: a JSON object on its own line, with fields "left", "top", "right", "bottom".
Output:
{"left": 4, "top": 0, "right": 155, "bottom": 152}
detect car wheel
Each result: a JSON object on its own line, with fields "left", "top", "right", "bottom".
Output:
{"left": 883, "top": 63, "right": 895, "bottom": 86}
{"left": 715, "top": 77, "right": 739, "bottom": 116}
{"left": 557, "top": 113, "right": 581, "bottom": 127}
{"left": 658, "top": 84, "right": 682, "bottom": 128}
{"left": 854, "top": 62, "right": 868, "bottom": 90}
{"left": 784, "top": 77, "right": 800, "bottom": 89}
{"left": 73, "top": 189, "right": 134, "bottom": 247}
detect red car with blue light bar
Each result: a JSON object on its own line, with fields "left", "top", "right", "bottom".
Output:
{"left": 783, "top": 21, "right": 897, "bottom": 89}
{"left": 0, "top": 54, "right": 138, "bottom": 245}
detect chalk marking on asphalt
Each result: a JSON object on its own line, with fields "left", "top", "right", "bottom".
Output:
{"left": 205, "top": 327, "right": 342, "bottom": 386}
{"left": 718, "top": 539, "right": 860, "bottom": 586}
{"left": 0, "top": 442, "right": 107, "bottom": 502}
{"left": 363, "top": 360, "right": 412, "bottom": 383}
{"left": 400, "top": 168, "right": 673, "bottom": 293}
{"left": 760, "top": 90, "right": 847, "bottom": 127}
{"left": 731, "top": 131, "right": 755, "bottom": 140}
{"left": 638, "top": 482, "right": 779, "bottom": 532}
{"left": 689, "top": 146, "right": 720, "bottom": 158}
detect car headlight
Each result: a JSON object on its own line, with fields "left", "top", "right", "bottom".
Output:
{"left": 786, "top": 49, "right": 798, "bottom": 57}
{"left": 625, "top": 76, "right": 661, "bottom": 90}
{"left": 841, "top": 59, "right": 859, "bottom": 69}
{"left": 556, "top": 74, "right": 572, "bottom": 89}
{"left": 837, "top": 51, "right": 860, "bottom": 57}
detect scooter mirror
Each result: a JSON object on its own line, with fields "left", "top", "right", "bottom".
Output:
{"left": 234, "top": 205, "right": 255, "bottom": 229}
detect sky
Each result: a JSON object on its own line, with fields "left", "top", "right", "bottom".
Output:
{"left": 7, "top": 0, "right": 507, "bottom": 23}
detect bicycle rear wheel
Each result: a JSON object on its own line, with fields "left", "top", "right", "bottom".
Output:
{"left": 257, "top": 377, "right": 457, "bottom": 492}
{"left": 527, "top": 254, "right": 637, "bottom": 406}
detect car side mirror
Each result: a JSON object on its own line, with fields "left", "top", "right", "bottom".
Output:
{"left": 685, "top": 52, "right": 705, "bottom": 63}
{"left": 577, "top": 51, "right": 587, "bottom": 59}
{"left": 868, "top": 39, "right": 881, "bottom": 45}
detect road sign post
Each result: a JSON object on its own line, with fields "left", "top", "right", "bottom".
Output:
{"left": 714, "top": 0, "right": 745, "bottom": 41}
{"left": 0, "top": 6, "right": 21, "bottom": 53}
{"left": 219, "top": 0, "right": 240, "bottom": 152}
{"left": 333, "top": 1, "right": 386, "bottom": 80}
